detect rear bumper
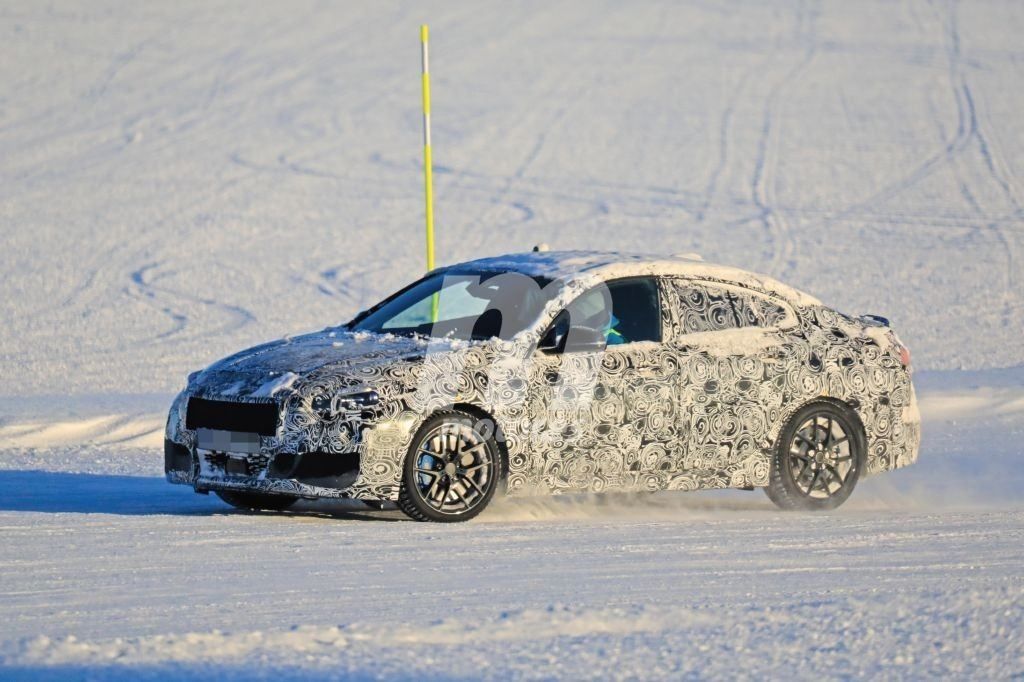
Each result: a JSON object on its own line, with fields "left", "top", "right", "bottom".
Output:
{"left": 164, "top": 438, "right": 365, "bottom": 499}
{"left": 864, "top": 382, "right": 921, "bottom": 475}
{"left": 896, "top": 385, "right": 922, "bottom": 468}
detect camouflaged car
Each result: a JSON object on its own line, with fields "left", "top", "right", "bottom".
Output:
{"left": 165, "top": 250, "right": 920, "bottom": 521}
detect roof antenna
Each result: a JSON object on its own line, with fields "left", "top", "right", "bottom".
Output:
{"left": 532, "top": 243, "right": 550, "bottom": 253}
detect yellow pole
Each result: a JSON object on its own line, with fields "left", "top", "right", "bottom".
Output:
{"left": 420, "top": 25, "right": 438, "bottom": 322}
{"left": 421, "top": 25, "right": 435, "bottom": 273}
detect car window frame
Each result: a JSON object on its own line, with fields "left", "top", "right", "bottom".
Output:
{"left": 728, "top": 284, "right": 796, "bottom": 331}
{"left": 664, "top": 277, "right": 798, "bottom": 341}
{"left": 539, "top": 275, "right": 664, "bottom": 352}
{"left": 348, "top": 269, "right": 558, "bottom": 339}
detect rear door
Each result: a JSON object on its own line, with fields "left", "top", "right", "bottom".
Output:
{"left": 659, "top": 278, "right": 797, "bottom": 488}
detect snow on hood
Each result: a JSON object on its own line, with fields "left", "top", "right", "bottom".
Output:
{"left": 203, "top": 330, "right": 429, "bottom": 375}
{"left": 191, "top": 330, "right": 440, "bottom": 398}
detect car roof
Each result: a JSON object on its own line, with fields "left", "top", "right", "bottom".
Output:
{"left": 443, "top": 250, "right": 821, "bottom": 306}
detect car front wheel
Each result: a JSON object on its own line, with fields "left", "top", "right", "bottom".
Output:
{"left": 765, "top": 401, "right": 866, "bottom": 511}
{"left": 397, "top": 410, "right": 503, "bottom": 522}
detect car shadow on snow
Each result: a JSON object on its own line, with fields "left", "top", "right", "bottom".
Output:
{"left": 1, "top": 465, "right": 1007, "bottom": 520}
{"left": 0, "top": 470, "right": 402, "bottom": 521}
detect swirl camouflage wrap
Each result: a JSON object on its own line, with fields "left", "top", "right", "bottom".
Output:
{"left": 165, "top": 250, "right": 920, "bottom": 506}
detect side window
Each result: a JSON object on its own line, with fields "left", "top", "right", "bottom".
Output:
{"left": 559, "top": 277, "right": 661, "bottom": 345}
{"left": 673, "top": 282, "right": 740, "bottom": 334}
{"left": 730, "top": 290, "right": 790, "bottom": 328}
{"left": 751, "top": 294, "right": 789, "bottom": 327}
{"left": 607, "top": 278, "right": 661, "bottom": 343}
{"left": 670, "top": 279, "right": 792, "bottom": 334}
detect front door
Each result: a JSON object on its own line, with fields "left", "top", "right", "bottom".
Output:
{"left": 528, "top": 277, "right": 672, "bottom": 493}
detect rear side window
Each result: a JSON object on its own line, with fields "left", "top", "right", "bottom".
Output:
{"left": 673, "top": 282, "right": 740, "bottom": 333}
{"left": 668, "top": 280, "right": 790, "bottom": 334}
{"left": 730, "top": 290, "right": 790, "bottom": 328}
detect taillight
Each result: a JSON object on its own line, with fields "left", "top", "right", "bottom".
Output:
{"left": 887, "top": 330, "right": 911, "bottom": 369}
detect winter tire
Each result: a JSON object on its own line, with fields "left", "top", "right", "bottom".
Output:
{"left": 398, "top": 410, "right": 503, "bottom": 522}
{"left": 765, "top": 401, "right": 866, "bottom": 511}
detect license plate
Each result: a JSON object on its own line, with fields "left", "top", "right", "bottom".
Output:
{"left": 196, "top": 428, "right": 261, "bottom": 454}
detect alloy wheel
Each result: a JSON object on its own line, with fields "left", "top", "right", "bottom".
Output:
{"left": 787, "top": 413, "right": 857, "bottom": 499}
{"left": 413, "top": 422, "right": 496, "bottom": 515}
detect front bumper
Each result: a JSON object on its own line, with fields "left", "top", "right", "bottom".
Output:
{"left": 164, "top": 438, "right": 365, "bottom": 500}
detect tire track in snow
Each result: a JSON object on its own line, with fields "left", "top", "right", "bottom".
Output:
{"left": 426, "top": 4, "right": 603, "bottom": 254}
{"left": 936, "top": 0, "right": 1018, "bottom": 295}
{"left": 83, "top": 35, "right": 157, "bottom": 102}
{"left": 434, "top": 164, "right": 703, "bottom": 219}
{"left": 695, "top": 63, "right": 758, "bottom": 223}
{"left": 822, "top": 0, "right": 1018, "bottom": 293}
{"left": 753, "top": 0, "right": 820, "bottom": 278}
{"left": 48, "top": 162, "right": 263, "bottom": 359}
{"left": 826, "top": 97, "right": 969, "bottom": 219}
{"left": 446, "top": 2, "right": 678, "bottom": 256}
{"left": 227, "top": 3, "right": 455, "bottom": 187}
{"left": 125, "top": 261, "right": 255, "bottom": 345}
{"left": 304, "top": 260, "right": 395, "bottom": 315}
{"left": 943, "top": 4, "right": 1022, "bottom": 297}
{"left": 53, "top": 169, "right": 254, "bottom": 319}
{"left": 38, "top": 12, "right": 358, "bottom": 322}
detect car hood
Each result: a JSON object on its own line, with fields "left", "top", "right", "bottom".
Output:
{"left": 190, "top": 330, "right": 435, "bottom": 399}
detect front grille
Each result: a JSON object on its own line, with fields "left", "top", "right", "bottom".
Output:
{"left": 186, "top": 397, "right": 280, "bottom": 436}
{"left": 204, "top": 451, "right": 271, "bottom": 477}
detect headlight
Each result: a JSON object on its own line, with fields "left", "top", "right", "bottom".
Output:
{"left": 311, "top": 390, "right": 380, "bottom": 419}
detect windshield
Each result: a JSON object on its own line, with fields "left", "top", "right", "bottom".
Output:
{"left": 350, "top": 270, "right": 559, "bottom": 341}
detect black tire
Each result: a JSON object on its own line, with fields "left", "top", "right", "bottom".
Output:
{"left": 397, "top": 410, "right": 503, "bottom": 522}
{"left": 215, "top": 490, "right": 298, "bottom": 512}
{"left": 765, "top": 401, "right": 866, "bottom": 511}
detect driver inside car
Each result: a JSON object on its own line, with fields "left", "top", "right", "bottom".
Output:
{"left": 604, "top": 313, "right": 626, "bottom": 345}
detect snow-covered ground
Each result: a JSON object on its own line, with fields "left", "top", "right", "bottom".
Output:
{"left": 0, "top": 390, "right": 1022, "bottom": 680}
{"left": 2, "top": 0, "right": 1023, "bottom": 679}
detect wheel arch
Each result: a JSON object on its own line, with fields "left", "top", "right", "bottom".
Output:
{"left": 782, "top": 396, "right": 868, "bottom": 456}
{"left": 819, "top": 396, "right": 867, "bottom": 447}
{"left": 764, "top": 396, "right": 869, "bottom": 510}
{"left": 411, "top": 403, "right": 510, "bottom": 483}
{"left": 449, "top": 402, "right": 510, "bottom": 483}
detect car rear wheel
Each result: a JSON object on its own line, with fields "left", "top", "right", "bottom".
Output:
{"left": 215, "top": 490, "right": 298, "bottom": 512}
{"left": 397, "top": 411, "right": 502, "bottom": 522}
{"left": 765, "top": 401, "right": 865, "bottom": 511}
